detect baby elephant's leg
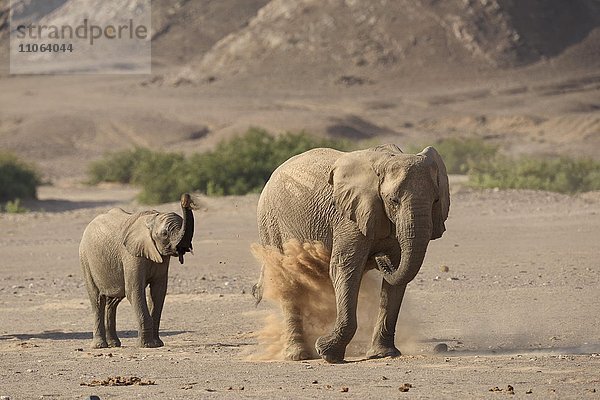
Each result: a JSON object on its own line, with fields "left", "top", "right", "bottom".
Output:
{"left": 105, "top": 296, "right": 124, "bottom": 347}
{"left": 87, "top": 291, "right": 107, "bottom": 349}
{"left": 148, "top": 276, "right": 168, "bottom": 347}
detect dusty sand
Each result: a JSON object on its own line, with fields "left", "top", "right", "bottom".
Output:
{"left": 1, "top": 181, "right": 599, "bottom": 399}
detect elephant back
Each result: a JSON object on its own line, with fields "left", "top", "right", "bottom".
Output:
{"left": 257, "top": 148, "right": 343, "bottom": 248}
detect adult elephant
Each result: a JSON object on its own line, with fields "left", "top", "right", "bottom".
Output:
{"left": 80, "top": 194, "right": 195, "bottom": 349}
{"left": 253, "top": 145, "right": 449, "bottom": 363}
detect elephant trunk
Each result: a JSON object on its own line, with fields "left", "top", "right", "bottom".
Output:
{"left": 383, "top": 206, "right": 431, "bottom": 286}
{"left": 174, "top": 193, "right": 194, "bottom": 264}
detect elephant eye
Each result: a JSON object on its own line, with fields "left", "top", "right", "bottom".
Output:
{"left": 160, "top": 229, "right": 168, "bottom": 237}
{"left": 390, "top": 197, "right": 400, "bottom": 205}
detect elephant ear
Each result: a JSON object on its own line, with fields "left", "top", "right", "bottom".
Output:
{"left": 328, "top": 150, "right": 390, "bottom": 239}
{"left": 122, "top": 212, "right": 163, "bottom": 263}
{"left": 418, "top": 146, "right": 450, "bottom": 240}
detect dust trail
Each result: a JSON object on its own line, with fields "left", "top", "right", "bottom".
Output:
{"left": 249, "top": 240, "right": 421, "bottom": 360}
{"left": 249, "top": 240, "right": 335, "bottom": 360}
{"left": 352, "top": 270, "right": 422, "bottom": 357}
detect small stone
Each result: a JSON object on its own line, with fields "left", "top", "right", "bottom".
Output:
{"left": 526, "top": 389, "right": 533, "bottom": 394}
{"left": 340, "top": 387, "right": 349, "bottom": 392}
{"left": 1, "top": 396, "right": 11, "bottom": 400}
{"left": 312, "top": 380, "right": 318, "bottom": 384}
{"left": 399, "top": 383, "right": 412, "bottom": 392}
{"left": 440, "top": 265, "right": 450, "bottom": 272}
{"left": 434, "top": 343, "right": 448, "bottom": 353}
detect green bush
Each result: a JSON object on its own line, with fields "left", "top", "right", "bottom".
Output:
{"left": 87, "top": 147, "right": 153, "bottom": 184}
{"left": 468, "top": 156, "right": 600, "bottom": 193}
{"left": 186, "top": 128, "right": 350, "bottom": 196}
{"left": 4, "top": 198, "right": 28, "bottom": 213}
{"left": 86, "top": 131, "right": 600, "bottom": 201}
{"left": 415, "top": 137, "right": 497, "bottom": 174}
{"left": 0, "top": 152, "right": 40, "bottom": 203}
{"left": 132, "top": 151, "right": 188, "bottom": 205}
{"left": 87, "top": 128, "right": 350, "bottom": 204}
{"left": 435, "top": 137, "right": 498, "bottom": 174}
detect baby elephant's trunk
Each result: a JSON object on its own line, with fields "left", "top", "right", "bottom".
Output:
{"left": 174, "top": 193, "right": 194, "bottom": 264}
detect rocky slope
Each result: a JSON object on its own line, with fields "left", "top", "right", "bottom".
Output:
{"left": 175, "top": 0, "right": 600, "bottom": 85}
{"left": 2, "top": 0, "right": 598, "bottom": 79}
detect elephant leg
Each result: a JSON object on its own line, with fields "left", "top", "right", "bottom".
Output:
{"left": 315, "top": 243, "right": 368, "bottom": 363}
{"left": 125, "top": 270, "right": 156, "bottom": 348}
{"left": 148, "top": 276, "right": 168, "bottom": 347}
{"left": 105, "top": 296, "right": 123, "bottom": 347}
{"left": 89, "top": 293, "right": 107, "bottom": 349}
{"left": 367, "top": 280, "right": 406, "bottom": 359}
{"left": 127, "top": 288, "right": 156, "bottom": 348}
{"left": 82, "top": 260, "right": 107, "bottom": 349}
{"left": 281, "top": 300, "right": 310, "bottom": 360}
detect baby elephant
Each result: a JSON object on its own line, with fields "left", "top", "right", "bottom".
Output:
{"left": 80, "top": 193, "right": 195, "bottom": 348}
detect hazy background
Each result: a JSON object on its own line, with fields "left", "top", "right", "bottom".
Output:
{"left": 0, "top": 0, "right": 598, "bottom": 184}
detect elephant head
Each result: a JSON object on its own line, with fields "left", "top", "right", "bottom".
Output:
{"left": 329, "top": 145, "right": 449, "bottom": 286}
{"left": 122, "top": 193, "right": 195, "bottom": 264}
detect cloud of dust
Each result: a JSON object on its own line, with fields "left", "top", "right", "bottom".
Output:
{"left": 352, "top": 270, "right": 422, "bottom": 357}
{"left": 248, "top": 240, "right": 335, "bottom": 360}
{"left": 248, "top": 239, "right": 421, "bottom": 360}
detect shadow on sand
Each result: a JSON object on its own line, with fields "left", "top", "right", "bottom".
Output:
{"left": 21, "top": 199, "right": 125, "bottom": 213}
{"left": 420, "top": 337, "right": 600, "bottom": 357}
{"left": 0, "top": 330, "right": 188, "bottom": 341}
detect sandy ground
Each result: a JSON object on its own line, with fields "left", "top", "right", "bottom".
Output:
{"left": 1, "top": 181, "right": 599, "bottom": 399}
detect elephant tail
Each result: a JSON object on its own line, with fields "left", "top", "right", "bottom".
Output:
{"left": 250, "top": 243, "right": 268, "bottom": 305}
{"left": 251, "top": 276, "right": 264, "bottom": 305}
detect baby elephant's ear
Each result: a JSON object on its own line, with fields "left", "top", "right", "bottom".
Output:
{"left": 122, "top": 213, "right": 163, "bottom": 263}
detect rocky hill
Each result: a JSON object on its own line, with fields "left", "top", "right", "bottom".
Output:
{"left": 174, "top": 0, "right": 600, "bottom": 85}
{"left": 150, "top": 0, "right": 268, "bottom": 68}
{"left": 2, "top": 0, "right": 598, "bottom": 79}
{"left": 0, "top": 0, "right": 268, "bottom": 73}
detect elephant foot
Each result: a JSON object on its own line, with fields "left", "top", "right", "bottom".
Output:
{"left": 139, "top": 341, "right": 160, "bottom": 348}
{"left": 107, "top": 338, "right": 121, "bottom": 348}
{"left": 284, "top": 343, "right": 311, "bottom": 361}
{"left": 90, "top": 339, "right": 108, "bottom": 349}
{"left": 139, "top": 338, "right": 162, "bottom": 348}
{"left": 366, "top": 345, "right": 401, "bottom": 360}
{"left": 315, "top": 335, "right": 346, "bottom": 364}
